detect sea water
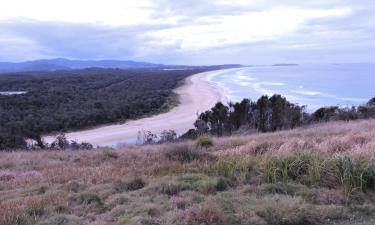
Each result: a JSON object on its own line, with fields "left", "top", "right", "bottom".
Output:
{"left": 206, "top": 64, "right": 375, "bottom": 111}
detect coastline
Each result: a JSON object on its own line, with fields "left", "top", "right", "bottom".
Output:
{"left": 43, "top": 70, "right": 227, "bottom": 147}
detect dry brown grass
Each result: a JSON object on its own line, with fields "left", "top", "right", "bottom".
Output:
{"left": 0, "top": 119, "right": 374, "bottom": 224}
{"left": 213, "top": 119, "right": 375, "bottom": 158}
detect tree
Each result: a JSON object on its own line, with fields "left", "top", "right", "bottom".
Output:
{"left": 136, "top": 130, "right": 158, "bottom": 144}
{"left": 160, "top": 130, "right": 177, "bottom": 142}
{"left": 312, "top": 106, "right": 339, "bottom": 122}
{"left": 50, "top": 133, "right": 69, "bottom": 150}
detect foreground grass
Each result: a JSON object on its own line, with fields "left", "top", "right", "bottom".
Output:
{"left": 1, "top": 120, "right": 375, "bottom": 225}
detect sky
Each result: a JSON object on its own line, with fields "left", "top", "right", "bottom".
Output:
{"left": 0, "top": 0, "right": 375, "bottom": 65}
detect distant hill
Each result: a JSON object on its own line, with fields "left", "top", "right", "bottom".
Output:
{"left": 0, "top": 58, "right": 164, "bottom": 73}
{"left": 0, "top": 58, "right": 243, "bottom": 73}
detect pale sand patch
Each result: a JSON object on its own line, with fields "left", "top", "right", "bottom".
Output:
{"left": 44, "top": 70, "right": 226, "bottom": 147}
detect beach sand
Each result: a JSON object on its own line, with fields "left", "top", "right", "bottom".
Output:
{"left": 44, "top": 70, "right": 224, "bottom": 147}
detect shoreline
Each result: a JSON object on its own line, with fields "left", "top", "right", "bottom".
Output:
{"left": 43, "top": 70, "right": 227, "bottom": 147}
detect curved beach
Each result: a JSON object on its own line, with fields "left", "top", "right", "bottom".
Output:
{"left": 44, "top": 70, "right": 225, "bottom": 147}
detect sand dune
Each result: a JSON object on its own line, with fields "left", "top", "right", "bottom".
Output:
{"left": 44, "top": 70, "right": 225, "bottom": 147}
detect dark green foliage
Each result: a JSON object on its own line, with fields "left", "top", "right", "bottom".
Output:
{"left": 256, "top": 183, "right": 304, "bottom": 196}
{"left": 215, "top": 177, "right": 229, "bottom": 191}
{"left": 193, "top": 95, "right": 305, "bottom": 136}
{"left": 0, "top": 68, "right": 205, "bottom": 149}
{"left": 188, "top": 94, "right": 375, "bottom": 137}
{"left": 159, "top": 130, "right": 177, "bottom": 143}
{"left": 180, "top": 129, "right": 199, "bottom": 140}
{"left": 126, "top": 178, "right": 146, "bottom": 191}
{"left": 335, "top": 156, "right": 375, "bottom": 194}
{"left": 195, "top": 136, "right": 214, "bottom": 149}
{"left": 79, "top": 193, "right": 103, "bottom": 206}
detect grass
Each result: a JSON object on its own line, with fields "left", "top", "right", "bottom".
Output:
{"left": 0, "top": 119, "right": 375, "bottom": 224}
{"left": 195, "top": 135, "right": 214, "bottom": 149}
{"left": 255, "top": 195, "right": 323, "bottom": 225}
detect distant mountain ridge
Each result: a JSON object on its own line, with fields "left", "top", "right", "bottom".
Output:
{"left": 0, "top": 58, "right": 244, "bottom": 73}
{"left": 0, "top": 58, "right": 164, "bottom": 73}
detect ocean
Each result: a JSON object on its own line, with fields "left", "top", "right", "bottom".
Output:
{"left": 206, "top": 64, "right": 375, "bottom": 111}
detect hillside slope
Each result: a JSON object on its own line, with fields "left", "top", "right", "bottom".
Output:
{"left": 1, "top": 119, "right": 374, "bottom": 225}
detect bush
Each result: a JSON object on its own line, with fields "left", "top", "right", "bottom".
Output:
{"left": 102, "top": 150, "right": 119, "bottom": 160}
{"left": 159, "top": 182, "right": 186, "bottom": 196}
{"left": 164, "top": 144, "right": 209, "bottom": 163}
{"left": 262, "top": 154, "right": 315, "bottom": 184}
{"left": 256, "top": 183, "right": 304, "bottom": 197}
{"left": 113, "top": 180, "right": 126, "bottom": 193}
{"left": 159, "top": 130, "right": 177, "bottom": 143}
{"left": 126, "top": 178, "right": 146, "bottom": 191}
{"left": 79, "top": 193, "right": 103, "bottom": 206}
{"left": 334, "top": 156, "right": 375, "bottom": 194}
{"left": 214, "top": 157, "right": 252, "bottom": 182}
{"left": 195, "top": 136, "right": 214, "bottom": 149}
{"left": 215, "top": 177, "right": 229, "bottom": 191}
{"left": 255, "top": 195, "right": 321, "bottom": 225}
{"left": 181, "top": 204, "right": 225, "bottom": 225}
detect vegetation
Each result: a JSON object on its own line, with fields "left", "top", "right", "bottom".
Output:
{"left": 0, "top": 68, "right": 209, "bottom": 149}
{"left": 0, "top": 119, "right": 374, "bottom": 224}
{"left": 187, "top": 94, "right": 375, "bottom": 137}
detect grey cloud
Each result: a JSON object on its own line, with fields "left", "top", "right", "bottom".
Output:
{"left": 1, "top": 1, "right": 375, "bottom": 64}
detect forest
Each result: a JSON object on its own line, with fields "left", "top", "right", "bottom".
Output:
{"left": 0, "top": 68, "right": 210, "bottom": 149}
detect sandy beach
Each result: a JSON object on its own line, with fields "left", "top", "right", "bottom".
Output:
{"left": 44, "top": 70, "right": 225, "bottom": 147}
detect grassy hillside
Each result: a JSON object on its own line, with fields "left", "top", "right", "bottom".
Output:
{"left": 1, "top": 119, "right": 375, "bottom": 225}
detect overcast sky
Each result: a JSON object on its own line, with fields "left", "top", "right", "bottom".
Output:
{"left": 1, "top": 0, "right": 375, "bottom": 65}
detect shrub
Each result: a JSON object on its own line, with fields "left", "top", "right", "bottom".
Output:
{"left": 253, "top": 141, "right": 273, "bottom": 155}
{"left": 50, "top": 134, "right": 70, "bottom": 150}
{"left": 215, "top": 157, "right": 252, "bottom": 182}
{"left": 126, "top": 178, "right": 146, "bottom": 191}
{"left": 169, "top": 196, "right": 190, "bottom": 210}
{"left": 177, "top": 174, "right": 218, "bottom": 194}
{"left": 133, "top": 218, "right": 161, "bottom": 225}
{"left": 79, "top": 193, "right": 103, "bottom": 206}
{"left": 262, "top": 154, "right": 316, "bottom": 185}
{"left": 255, "top": 195, "right": 321, "bottom": 225}
{"left": 181, "top": 204, "right": 225, "bottom": 225}
{"left": 215, "top": 177, "right": 229, "bottom": 191}
{"left": 195, "top": 136, "right": 214, "bottom": 149}
{"left": 113, "top": 180, "right": 126, "bottom": 193}
{"left": 331, "top": 156, "right": 375, "bottom": 195}
{"left": 159, "top": 130, "right": 178, "bottom": 143}
{"left": 159, "top": 182, "right": 186, "bottom": 196}
{"left": 313, "top": 188, "right": 346, "bottom": 205}
{"left": 102, "top": 150, "right": 119, "bottom": 160}
{"left": 70, "top": 141, "right": 93, "bottom": 150}
{"left": 164, "top": 144, "right": 208, "bottom": 163}
{"left": 256, "top": 183, "right": 304, "bottom": 197}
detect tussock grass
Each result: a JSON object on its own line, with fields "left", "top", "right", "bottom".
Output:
{"left": 0, "top": 119, "right": 374, "bottom": 224}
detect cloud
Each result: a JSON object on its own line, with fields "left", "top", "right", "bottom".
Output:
{"left": 145, "top": 7, "right": 350, "bottom": 51}
{"left": 0, "top": 0, "right": 374, "bottom": 64}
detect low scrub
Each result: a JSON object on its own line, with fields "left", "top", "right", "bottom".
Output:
{"left": 213, "top": 156, "right": 254, "bottom": 182}
{"left": 125, "top": 178, "right": 146, "bottom": 191}
{"left": 255, "top": 183, "right": 305, "bottom": 197}
{"left": 163, "top": 143, "right": 210, "bottom": 163}
{"left": 195, "top": 136, "right": 214, "bottom": 149}
{"left": 179, "top": 203, "right": 225, "bottom": 225}
{"left": 1, "top": 119, "right": 375, "bottom": 225}
{"left": 255, "top": 195, "right": 322, "bottom": 225}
